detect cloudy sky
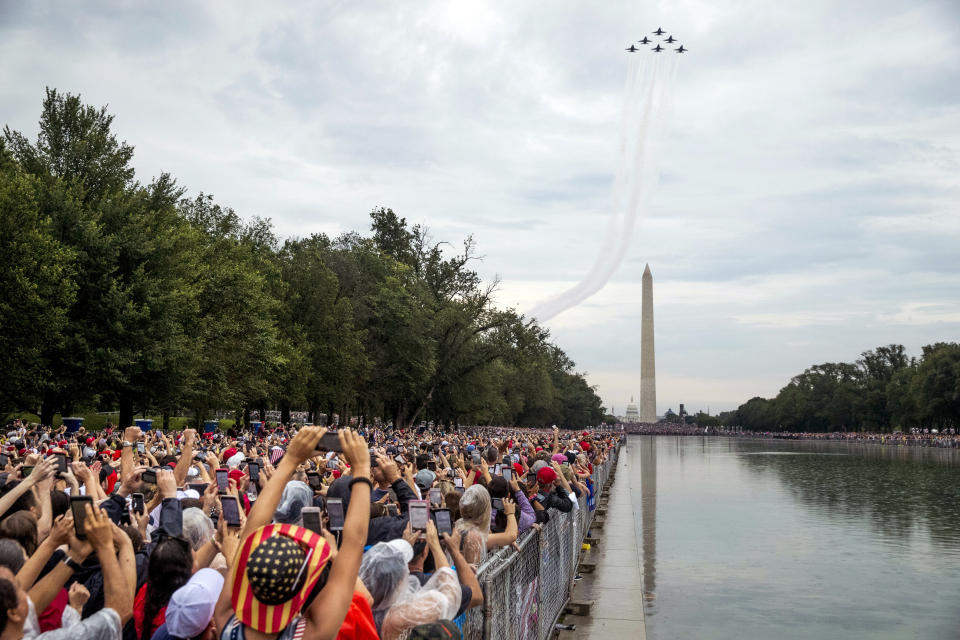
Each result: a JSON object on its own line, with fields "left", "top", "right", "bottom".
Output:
{"left": 2, "top": 0, "right": 958, "bottom": 415}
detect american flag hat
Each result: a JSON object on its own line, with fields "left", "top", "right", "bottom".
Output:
{"left": 229, "top": 524, "right": 331, "bottom": 633}
{"left": 269, "top": 446, "right": 284, "bottom": 464}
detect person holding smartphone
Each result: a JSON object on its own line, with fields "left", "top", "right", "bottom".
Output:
{"left": 214, "top": 427, "right": 372, "bottom": 640}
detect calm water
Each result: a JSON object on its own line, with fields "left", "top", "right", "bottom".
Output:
{"left": 627, "top": 435, "right": 960, "bottom": 640}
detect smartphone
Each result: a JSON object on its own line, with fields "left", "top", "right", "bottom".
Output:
{"left": 22, "top": 466, "right": 34, "bottom": 478}
{"left": 429, "top": 487, "right": 442, "bottom": 506}
{"left": 454, "top": 477, "right": 463, "bottom": 488}
{"left": 247, "top": 461, "right": 260, "bottom": 482}
{"left": 526, "top": 473, "right": 537, "bottom": 486}
{"left": 409, "top": 499, "right": 429, "bottom": 532}
{"left": 326, "top": 497, "right": 345, "bottom": 531}
{"left": 189, "top": 482, "right": 208, "bottom": 494}
{"left": 307, "top": 471, "right": 321, "bottom": 490}
{"left": 70, "top": 496, "right": 94, "bottom": 539}
{"left": 221, "top": 495, "right": 242, "bottom": 527}
{"left": 492, "top": 497, "right": 504, "bottom": 511}
{"left": 493, "top": 464, "right": 502, "bottom": 476}
{"left": 315, "top": 432, "right": 343, "bottom": 452}
{"left": 502, "top": 467, "right": 513, "bottom": 483}
{"left": 216, "top": 469, "right": 229, "bottom": 493}
{"left": 54, "top": 453, "right": 67, "bottom": 475}
{"left": 132, "top": 492, "right": 145, "bottom": 515}
{"left": 137, "top": 442, "right": 145, "bottom": 454}
{"left": 427, "top": 461, "right": 437, "bottom": 472}
{"left": 455, "top": 486, "right": 465, "bottom": 495}
{"left": 0, "top": 454, "right": 9, "bottom": 468}
{"left": 394, "top": 455, "right": 406, "bottom": 466}
{"left": 326, "top": 458, "right": 338, "bottom": 470}
{"left": 141, "top": 469, "right": 157, "bottom": 484}
{"left": 433, "top": 508, "right": 453, "bottom": 536}
{"left": 0, "top": 473, "right": 7, "bottom": 487}
{"left": 386, "top": 503, "right": 399, "bottom": 517}
{"left": 471, "top": 453, "right": 482, "bottom": 466}
{"left": 301, "top": 506, "right": 322, "bottom": 533}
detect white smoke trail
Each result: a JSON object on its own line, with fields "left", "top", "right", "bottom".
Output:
{"left": 529, "top": 53, "right": 678, "bottom": 322}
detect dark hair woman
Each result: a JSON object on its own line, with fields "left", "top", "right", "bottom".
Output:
{"left": 136, "top": 537, "right": 193, "bottom": 640}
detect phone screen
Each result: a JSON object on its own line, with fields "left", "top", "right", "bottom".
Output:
{"left": 526, "top": 473, "right": 537, "bottom": 486}
{"left": 55, "top": 453, "right": 67, "bottom": 474}
{"left": 315, "top": 432, "right": 343, "bottom": 452}
{"left": 502, "top": 468, "right": 512, "bottom": 483}
{"left": 409, "top": 500, "right": 429, "bottom": 531}
{"left": 22, "top": 466, "right": 34, "bottom": 477}
{"left": 137, "top": 442, "right": 145, "bottom": 454}
{"left": 221, "top": 496, "right": 242, "bottom": 527}
{"left": 302, "top": 507, "right": 322, "bottom": 533}
{"left": 70, "top": 497, "right": 94, "bottom": 539}
{"left": 307, "top": 472, "right": 321, "bottom": 489}
{"left": 386, "top": 503, "right": 399, "bottom": 517}
{"left": 189, "top": 482, "right": 207, "bottom": 494}
{"left": 326, "top": 498, "right": 345, "bottom": 531}
{"left": 429, "top": 487, "right": 442, "bottom": 506}
{"left": 434, "top": 509, "right": 452, "bottom": 535}
{"left": 247, "top": 462, "right": 260, "bottom": 482}
{"left": 216, "top": 469, "right": 229, "bottom": 493}
{"left": 454, "top": 477, "right": 463, "bottom": 488}
{"left": 132, "top": 493, "right": 145, "bottom": 515}
{"left": 492, "top": 497, "right": 504, "bottom": 511}
{"left": 0, "top": 454, "right": 7, "bottom": 468}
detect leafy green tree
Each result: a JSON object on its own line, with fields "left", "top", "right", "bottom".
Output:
{"left": 0, "top": 151, "right": 77, "bottom": 412}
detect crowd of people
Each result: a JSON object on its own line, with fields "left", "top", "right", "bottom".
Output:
{"left": 622, "top": 423, "right": 960, "bottom": 447}
{"left": 0, "top": 419, "right": 616, "bottom": 640}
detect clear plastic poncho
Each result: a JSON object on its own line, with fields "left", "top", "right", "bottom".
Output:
{"left": 454, "top": 484, "right": 490, "bottom": 567}
{"left": 359, "top": 542, "right": 461, "bottom": 640}
{"left": 274, "top": 480, "right": 313, "bottom": 524}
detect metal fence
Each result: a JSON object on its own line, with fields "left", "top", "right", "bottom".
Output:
{"left": 457, "top": 446, "right": 618, "bottom": 639}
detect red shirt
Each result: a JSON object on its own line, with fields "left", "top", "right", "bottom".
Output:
{"left": 134, "top": 583, "right": 167, "bottom": 639}
{"left": 336, "top": 591, "right": 379, "bottom": 640}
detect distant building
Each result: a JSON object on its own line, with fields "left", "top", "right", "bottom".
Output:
{"left": 624, "top": 396, "right": 640, "bottom": 423}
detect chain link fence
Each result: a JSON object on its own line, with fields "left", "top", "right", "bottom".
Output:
{"left": 456, "top": 444, "right": 619, "bottom": 639}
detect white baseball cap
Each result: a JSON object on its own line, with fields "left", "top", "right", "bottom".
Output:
{"left": 165, "top": 568, "right": 224, "bottom": 638}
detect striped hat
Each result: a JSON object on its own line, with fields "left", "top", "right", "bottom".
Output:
{"left": 229, "top": 524, "right": 332, "bottom": 633}
{"left": 269, "top": 446, "right": 284, "bottom": 464}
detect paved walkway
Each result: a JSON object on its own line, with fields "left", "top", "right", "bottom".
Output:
{"left": 561, "top": 444, "right": 647, "bottom": 639}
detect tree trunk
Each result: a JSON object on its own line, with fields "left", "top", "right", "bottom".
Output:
{"left": 119, "top": 395, "right": 134, "bottom": 429}
{"left": 162, "top": 412, "right": 170, "bottom": 430}
{"left": 280, "top": 404, "right": 291, "bottom": 425}
{"left": 40, "top": 395, "right": 57, "bottom": 427}
{"left": 243, "top": 406, "right": 251, "bottom": 428}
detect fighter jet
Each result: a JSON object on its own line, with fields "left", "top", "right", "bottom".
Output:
{"left": 653, "top": 27, "right": 665, "bottom": 35}
{"left": 638, "top": 37, "right": 652, "bottom": 44}
{"left": 665, "top": 35, "right": 676, "bottom": 43}
{"left": 626, "top": 45, "right": 639, "bottom": 52}
{"left": 675, "top": 45, "right": 687, "bottom": 53}
{"left": 652, "top": 44, "right": 664, "bottom": 52}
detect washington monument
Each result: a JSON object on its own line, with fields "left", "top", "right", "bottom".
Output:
{"left": 640, "top": 263, "right": 657, "bottom": 422}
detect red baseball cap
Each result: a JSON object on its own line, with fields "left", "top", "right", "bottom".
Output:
{"left": 537, "top": 467, "right": 557, "bottom": 485}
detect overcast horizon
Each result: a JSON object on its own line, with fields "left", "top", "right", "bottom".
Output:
{"left": 2, "top": 1, "right": 958, "bottom": 417}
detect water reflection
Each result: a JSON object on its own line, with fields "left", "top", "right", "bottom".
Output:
{"left": 640, "top": 436, "right": 656, "bottom": 599}
{"left": 735, "top": 441, "right": 960, "bottom": 552}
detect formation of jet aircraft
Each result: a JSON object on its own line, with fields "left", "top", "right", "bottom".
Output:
{"left": 625, "top": 28, "right": 688, "bottom": 54}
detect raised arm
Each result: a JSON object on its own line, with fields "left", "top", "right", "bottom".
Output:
{"left": 305, "top": 430, "right": 371, "bottom": 640}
